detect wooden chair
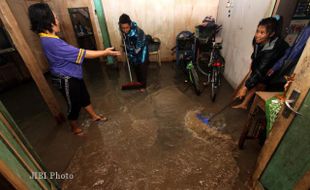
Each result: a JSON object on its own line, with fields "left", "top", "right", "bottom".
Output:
{"left": 238, "top": 91, "right": 282, "bottom": 149}
{"left": 148, "top": 37, "right": 161, "bottom": 67}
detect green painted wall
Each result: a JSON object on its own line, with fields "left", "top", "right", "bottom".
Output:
{"left": 93, "top": 0, "right": 115, "bottom": 64}
{"left": 260, "top": 90, "right": 310, "bottom": 189}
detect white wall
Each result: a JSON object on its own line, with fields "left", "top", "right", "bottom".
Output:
{"left": 217, "top": 0, "right": 276, "bottom": 88}
{"left": 102, "top": 0, "right": 219, "bottom": 61}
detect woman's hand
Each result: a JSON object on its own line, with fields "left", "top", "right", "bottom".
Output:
{"left": 234, "top": 86, "right": 248, "bottom": 100}
{"left": 85, "top": 47, "right": 120, "bottom": 59}
{"left": 104, "top": 47, "right": 121, "bottom": 56}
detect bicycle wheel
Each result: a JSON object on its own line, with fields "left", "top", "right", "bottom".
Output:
{"left": 210, "top": 67, "right": 220, "bottom": 101}
{"left": 197, "top": 52, "right": 211, "bottom": 76}
{"left": 218, "top": 54, "right": 225, "bottom": 75}
{"left": 189, "top": 67, "right": 201, "bottom": 96}
{"left": 217, "top": 55, "right": 225, "bottom": 86}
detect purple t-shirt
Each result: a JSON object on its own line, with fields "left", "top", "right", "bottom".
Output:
{"left": 39, "top": 33, "right": 86, "bottom": 79}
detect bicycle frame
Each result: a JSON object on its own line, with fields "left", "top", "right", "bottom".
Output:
{"left": 186, "top": 60, "right": 201, "bottom": 95}
{"left": 186, "top": 61, "right": 194, "bottom": 82}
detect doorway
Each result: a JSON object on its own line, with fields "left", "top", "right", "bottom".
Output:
{"left": 68, "top": 7, "right": 97, "bottom": 50}
{"left": 0, "top": 19, "right": 30, "bottom": 92}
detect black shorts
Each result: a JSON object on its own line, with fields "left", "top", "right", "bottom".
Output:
{"left": 51, "top": 75, "right": 90, "bottom": 120}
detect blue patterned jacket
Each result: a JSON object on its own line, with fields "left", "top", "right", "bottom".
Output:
{"left": 122, "top": 22, "right": 148, "bottom": 64}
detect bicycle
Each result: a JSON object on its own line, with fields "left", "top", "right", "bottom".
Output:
{"left": 172, "top": 31, "right": 201, "bottom": 96}
{"left": 195, "top": 24, "right": 225, "bottom": 101}
{"left": 197, "top": 40, "right": 225, "bottom": 101}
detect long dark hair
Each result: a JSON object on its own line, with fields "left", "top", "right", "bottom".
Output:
{"left": 28, "top": 3, "right": 55, "bottom": 34}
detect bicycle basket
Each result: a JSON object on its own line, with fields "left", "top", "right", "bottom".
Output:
{"left": 195, "top": 23, "right": 217, "bottom": 40}
{"left": 176, "top": 31, "right": 195, "bottom": 51}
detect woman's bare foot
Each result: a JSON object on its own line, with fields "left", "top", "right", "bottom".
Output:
{"left": 72, "top": 127, "right": 84, "bottom": 136}
{"left": 138, "top": 88, "right": 146, "bottom": 93}
{"left": 91, "top": 114, "right": 108, "bottom": 122}
{"left": 232, "top": 104, "right": 248, "bottom": 110}
{"left": 69, "top": 121, "right": 84, "bottom": 136}
{"left": 84, "top": 105, "right": 108, "bottom": 122}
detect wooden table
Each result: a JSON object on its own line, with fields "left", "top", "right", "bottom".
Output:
{"left": 238, "top": 91, "right": 282, "bottom": 149}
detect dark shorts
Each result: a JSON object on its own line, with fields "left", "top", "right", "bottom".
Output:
{"left": 51, "top": 75, "right": 90, "bottom": 120}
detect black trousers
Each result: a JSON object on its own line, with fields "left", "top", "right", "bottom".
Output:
{"left": 133, "top": 63, "right": 148, "bottom": 88}
{"left": 51, "top": 75, "right": 90, "bottom": 120}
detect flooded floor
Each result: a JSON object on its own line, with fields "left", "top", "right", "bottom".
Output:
{"left": 0, "top": 62, "right": 261, "bottom": 189}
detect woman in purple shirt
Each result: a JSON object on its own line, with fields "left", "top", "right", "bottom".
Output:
{"left": 28, "top": 3, "right": 120, "bottom": 135}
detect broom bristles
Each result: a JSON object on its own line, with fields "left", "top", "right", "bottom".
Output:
{"left": 121, "top": 82, "right": 144, "bottom": 90}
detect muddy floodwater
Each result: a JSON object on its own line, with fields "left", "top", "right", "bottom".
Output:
{"left": 62, "top": 86, "right": 239, "bottom": 190}
{"left": 0, "top": 62, "right": 258, "bottom": 190}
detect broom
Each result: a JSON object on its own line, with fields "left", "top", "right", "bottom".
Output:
{"left": 121, "top": 33, "right": 144, "bottom": 90}
{"left": 196, "top": 99, "right": 238, "bottom": 124}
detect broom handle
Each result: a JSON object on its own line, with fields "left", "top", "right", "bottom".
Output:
{"left": 208, "top": 100, "right": 236, "bottom": 121}
{"left": 122, "top": 33, "right": 133, "bottom": 82}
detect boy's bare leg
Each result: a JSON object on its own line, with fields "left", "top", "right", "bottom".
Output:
{"left": 232, "top": 84, "right": 265, "bottom": 109}
{"left": 232, "top": 88, "right": 256, "bottom": 109}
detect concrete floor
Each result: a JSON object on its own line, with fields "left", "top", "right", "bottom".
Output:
{"left": 0, "top": 61, "right": 261, "bottom": 189}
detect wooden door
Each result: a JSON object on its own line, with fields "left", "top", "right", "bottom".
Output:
{"left": 252, "top": 39, "right": 310, "bottom": 189}
{"left": 0, "top": 101, "right": 59, "bottom": 190}
{"left": 68, "top": 7, "right": 97, "bottom": 50}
